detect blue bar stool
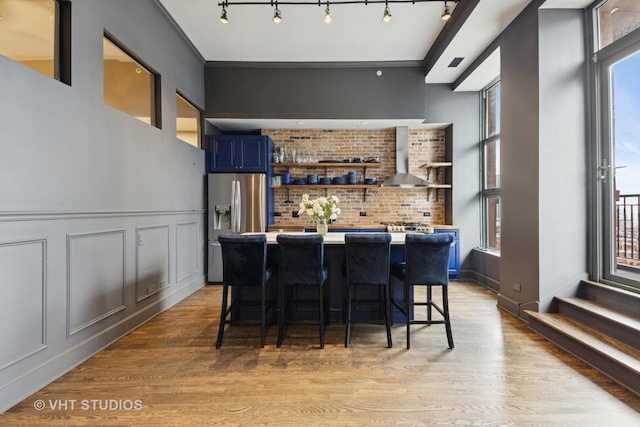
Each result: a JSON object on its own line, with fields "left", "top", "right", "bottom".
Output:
{"left": 391, "top": 233, "right": 454, "bottom": 349}
{"left": 276, "top": 234, "right": 330, "bottom": 349}
{"left": 344, "top": 233, "right": 393, "bottom": 348}
{"left": 216, "top": 234, "right": 275, "bottom": 348}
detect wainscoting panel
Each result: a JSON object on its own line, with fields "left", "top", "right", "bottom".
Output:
{"left": 136, "top": 225, "right": 170, "bottom": 301}
{"left": 0, "top": 239, "right": 47, "bottom": 369}
{"left": 67, "top": 230, "right": 126, "bottom": 336}
{"left": 176, "top": 221, "right": 199, "bottom": 282}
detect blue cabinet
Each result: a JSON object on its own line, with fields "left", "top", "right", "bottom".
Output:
{"left": 434, "top": 229, "right": 460, "bottom": 279}
{"left": 206, "top": 135, "right": 271, "bottom": 173}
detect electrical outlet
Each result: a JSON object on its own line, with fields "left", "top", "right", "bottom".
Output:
{"left": 513, "top": 282, "right": 522, "bottom": 292}
{"left": 359, "top": 212, "right": 367, "bottom": 216}
{"left": 292, "top": 211, "right": 299, "bottom": 218}
{"left": 274, "top": 212, "right": 282, "bottom": 217}
{"left": 423, "top": 212, "right": 431, "bottom": 217}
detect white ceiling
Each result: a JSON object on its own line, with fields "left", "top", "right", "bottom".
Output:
{"left": 157, "top": 0, "right": 593, "bottom": 130}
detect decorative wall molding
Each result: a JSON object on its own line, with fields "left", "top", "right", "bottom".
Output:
{"left": 0, "top": 239, "right": 47, "bottom": 370}
{"left": 66, "top": 230, "right": 127, "bottom": 336}
{"left": 176, "top": 221, "right": 200, "bottom": 282}
{"left": 135, "top": 224, "right": 171, "bottom": 302}
{"left": 0, "top": 209, "right": 205, "bottom": 223}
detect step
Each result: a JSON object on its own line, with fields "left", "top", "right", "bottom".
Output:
{"left": 578, "top": 279, "right": 640, "bottom": 318}
{"left": 557, "top": 296, "right": 640, "bottom": 350}
{"left": 527, "top": 311, "right": 640, "bottom": 396}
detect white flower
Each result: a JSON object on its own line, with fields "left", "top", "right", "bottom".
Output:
{"left": 299, "top": 193, "right": 340, "bottom": 222}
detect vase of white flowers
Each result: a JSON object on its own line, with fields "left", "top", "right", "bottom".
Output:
{"left": 299, "top": 194, "right": 340, "bottom": 236}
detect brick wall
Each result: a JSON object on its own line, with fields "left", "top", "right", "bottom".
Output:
{"left": 264, "top": 128, "right": 447, "bottom": 226}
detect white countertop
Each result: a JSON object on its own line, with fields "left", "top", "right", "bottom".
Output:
{"left": 247, "top": 231, "right": 409, "bottom": 245}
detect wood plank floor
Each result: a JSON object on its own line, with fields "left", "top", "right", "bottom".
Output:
{"left": 2, "top": 282, "right": 640, "bottom": 426}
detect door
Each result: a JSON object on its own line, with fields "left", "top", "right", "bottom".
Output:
{"left": 599, "top": 41, "right": 640, "bottom": 289}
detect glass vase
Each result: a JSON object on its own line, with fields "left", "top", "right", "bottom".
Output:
{"left": 316, "top": 219, "right": 328, "bottom": 236}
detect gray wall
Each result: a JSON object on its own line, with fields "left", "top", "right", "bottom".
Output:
{"left": 537, "top": 9, "right": 588, "bottom": 308}
{"left": 0, "top": 0, "right": 206, "bottom": 412}
{"left": 424, "top": 84, "right": 481, "bottom": 275}
{"left": 205, "top": 63, "right": 426, "bottom": 120}
{"left": 499, "top": 2, "right": 542, "bottom": 315}
{"left": 497, "top": 5, "right": 588, "bottom": 317}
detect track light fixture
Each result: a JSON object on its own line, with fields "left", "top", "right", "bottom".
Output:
{"left": 217, "top": 0, "right": 458, "bottom": 24}
{"left": 441, "top": 1, "right": 451, "bottom": 20}
{"left": 382, "top": 3, "right": 392, "bottom": 22}
{"left": 324, "top": 2, "right": 332, "bottom": 23}
{"left": 220, "top": 5, "right": 229, "bottom": 23}
{"left": 272, "top": 2, "right": 282, "bottom": 22}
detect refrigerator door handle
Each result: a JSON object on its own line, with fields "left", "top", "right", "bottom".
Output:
{"left": 230, "top": 179, "right": 237, "bottom": 233}
{"left": 235, "top": 180, "right": 242, "bottom": 233}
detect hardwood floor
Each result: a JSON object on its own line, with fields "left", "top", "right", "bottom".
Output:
{"left": 2, "top": 282, "right": 639, "bottom": 426}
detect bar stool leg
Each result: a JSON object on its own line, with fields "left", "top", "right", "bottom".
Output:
{"left": 319, "top": 285, "right": 325, "bottom": 349}
{"left": 405, "top": 280, "right": 411, "bottom": 350}
{"left": 345, "top": 286, "right": 352, "bottom": 347}
{"left": 216, "top": 284, "right": 230, "bottom": 349}
{"left": 260, "top": 285, "right": 266, "bottom": 348}
{"left": 277, "top": 284, "right": 286, "bottom": 348}
{"left": 443, "top": 286, "right": 454, "bottom": 349}
{"left": 427, "top": 285, "right": 433, "bottom": 324}
{"left": 383, "top": 284, "right": 392, "bottom": 348}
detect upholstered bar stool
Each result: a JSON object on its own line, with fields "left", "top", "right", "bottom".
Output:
{"left": 391, "top": 233, "right": 454, "bottom": 349}
{"left": 276, "top": 234, "right": 330, "bottom": 349}
{"left": 343, "top": 233, "right": 393, "bottom": 348}
{"left": 216, "top": 234, "right": 275, "bottom": 348}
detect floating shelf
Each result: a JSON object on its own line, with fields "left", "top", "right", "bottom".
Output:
{"left": 273, "top": 162, "right": 382, "bottom": 168}
{"left": 272, "top": 184, "right": 379, "bottom": 202}
{"left": 272, "top": 184, "right": 379, "bottom": 189}
{"left": 419, "top": 162, "right": 452, "bottom": 169}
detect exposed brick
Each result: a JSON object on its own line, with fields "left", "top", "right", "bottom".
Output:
{"left": 265, "top": 128, "right": 448, "bottom": 227}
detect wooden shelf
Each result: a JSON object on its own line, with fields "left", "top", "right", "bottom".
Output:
{"left": 272, "top": 184, "right": 379, "bottom": 202}
{"left": 272, "top": 184, "right": 380, "bottom": 189}
{"left": 272, "top": 162, "right": 382, "bottom": 168}
{"left": 419, "top": 162, "right": 452, "bottom": 169}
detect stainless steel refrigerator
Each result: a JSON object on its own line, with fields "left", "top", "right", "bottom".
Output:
{"left": 207, "top": 173, "right": 267, "bottom": 282}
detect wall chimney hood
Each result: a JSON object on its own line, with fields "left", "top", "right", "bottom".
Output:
{"left": 381, "top": 127, "right": 431, "bottom": 188}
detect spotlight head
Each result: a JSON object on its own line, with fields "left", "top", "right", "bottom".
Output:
{"left": 324, "top": 6, "right": 332, "bottom": 23}
{"left": 441, "top": 4, "right": 452, "bottom": 21}
{"left": 273, "top": 7, "right": 282, "bottom": 23}
{"left": 382, "top": 6, "right": 392, "bottom": 22}
{"left": 220, "top": 7, "right": 229, "bottom": 24}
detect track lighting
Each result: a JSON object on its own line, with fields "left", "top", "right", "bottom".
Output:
{"left": 441, "top": 1, "right": 451, "bottom": 21}
{"left": 382, "top": 4, "right": 392, "bottom": 23}
{"left": 216, "top": 0, "right": 457, "bottom": 24}
{"left": 324, "top": 2, "right": 332, "bottom": 23}
{"left": 272, "top": 4, "right": 282, "bottom": 23}
{"left": 220, "top": 6, "right": 229, "bottom": 24}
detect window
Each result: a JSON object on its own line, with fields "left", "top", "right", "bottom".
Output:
{"left": 103, "top": 32, "right": 160, "bottom": 127}
{"left": 594, "top": 0, "right": 640, "bottom": 289}
{"left": 597, "top": 0, "right": 640, "bottom": 50}
{"left": 176, "top": 93, "right": 201, "bottom": 148}
{"left": 0, "top": 0, "right": 70, "bottom": 84}
{"left": 481, "top": 79, "right": 501, "bottom": 251}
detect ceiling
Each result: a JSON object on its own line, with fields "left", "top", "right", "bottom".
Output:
{"left": 156, "top": 0, "right": 593, "bottom": 130}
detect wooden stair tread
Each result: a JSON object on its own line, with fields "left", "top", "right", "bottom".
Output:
{"left": 580, "top": 279, "right": 640, "bottom": 300}
{"left": 557, "top": 296, "right": 640, "bottom": 328}
{"left": 527, "top": 311, "right": 640, "bottom": 371}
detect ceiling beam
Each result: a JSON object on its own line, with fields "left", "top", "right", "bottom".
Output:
{"left": 422, "top": 0, "right": 481, "bottom": 77}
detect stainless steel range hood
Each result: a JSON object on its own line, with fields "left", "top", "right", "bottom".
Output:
{"left": 381, "top": 127, "right": 431, "bottom": 188}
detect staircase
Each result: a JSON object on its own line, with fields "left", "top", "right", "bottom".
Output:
{"left": 527, "top": 280, "right": 640, "bottom": 396}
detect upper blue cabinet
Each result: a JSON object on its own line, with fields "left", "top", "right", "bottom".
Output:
{"left": 206, "top": 135, "right": 272, "bottom": 173}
